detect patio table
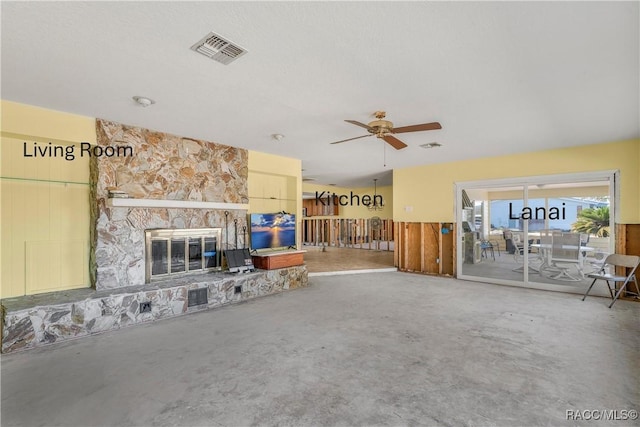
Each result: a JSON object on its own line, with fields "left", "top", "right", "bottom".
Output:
{"left": 530, "top": 243, "right": 594, "bottom": 278}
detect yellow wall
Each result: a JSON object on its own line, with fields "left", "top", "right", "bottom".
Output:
{"left": 1, "top": 100, "right": 96, "bottom": 298}
{"left": 0, "top": 103, "right": 304, "bottom": 297}
{"left": 248, "top": 150, "right": 302, "bottom": 245}
{"left": 394, "top": 139, "right": 640, "bottom": 223}
{"left": 302, "top": 182, "right": 393, "bottom": 219}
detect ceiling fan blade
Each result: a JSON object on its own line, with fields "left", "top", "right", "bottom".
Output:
{"left": 382, "top": 134, "right": 408, "bottom": 150}
{"left": 392, "top": 122, "right": 442, "bottom": 134}
{"left": 345, "top": 120, "right": 375, "bottom": 132}
{"left": 330, "top": 134, "right": 373, "bottom": 145}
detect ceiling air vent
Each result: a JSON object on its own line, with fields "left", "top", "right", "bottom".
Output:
{"left": 190, "top": 32, "right": 247, "bottom": 65}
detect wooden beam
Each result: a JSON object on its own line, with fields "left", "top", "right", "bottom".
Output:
{"left": 438, "top": 223, "right": 443, "bottom": 275}
{"left": 420, "top": 223, "right": 425, "bottom": 272}
{"left": 452, "top": 223, "right": 457, "bottom": 277}
{"left": 394, "top": 222, "right": 399, "bottom": 267}
{"left": 620, "top": 223, "right": 640, "bottom": 295}
{"left": 403, "top": 223, "right": 409, "bottom": 270}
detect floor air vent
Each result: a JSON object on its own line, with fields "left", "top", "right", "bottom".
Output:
{"left": 190, "top": 32, "right": 247, "bottom": 65}
{"left": 188, "top": 288, "right": 208, "bottom": 307}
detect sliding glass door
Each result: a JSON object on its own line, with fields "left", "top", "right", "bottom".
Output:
{"left": 459, "top": 186, "right": 524, "bottom": 284}
{"left": 456, "top": 172, "right": 616, "bottom": 295}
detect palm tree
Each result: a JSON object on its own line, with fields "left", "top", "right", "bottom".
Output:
{"left": 572, "top": 206, "right": 610, "bottom": 237}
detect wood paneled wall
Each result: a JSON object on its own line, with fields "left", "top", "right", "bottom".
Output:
{"left": 615, "top": 223, "right": 640, "bottom": 295}
{"left": 616, "top": 224, "right": 640, "bottom": 256}
{"left": 394, "top": 222, "right": 455, "bottom": 276}
{"left": 396, "top": 223, "right": 639, "bottom": 288}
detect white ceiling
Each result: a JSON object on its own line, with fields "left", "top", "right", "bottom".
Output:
{"left": 2, "top": 2, "right": 638, "bottom": 187}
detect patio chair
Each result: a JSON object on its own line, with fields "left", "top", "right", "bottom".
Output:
{"left": 480, "top": 240, "right": 495, "bottom": 261}
{"left": 503, "top": 230, "right": 518, "bottom": 254}
{"left": 510, "top": 233, "right": 540, "bottom": 273}
{"left": 548, "top": 232, "right": 582, "bottom": 281}
{"left": 582, "top": 254, "right": 640, "bottom": 308}
{"left": 489, "top": 238, "right": 501, "bottom": 256}
{"left": 511, "top": 233, "right": 529, "bottom": 261}
{"left": 537, "top": 229, "right": 558, "bottom": 275}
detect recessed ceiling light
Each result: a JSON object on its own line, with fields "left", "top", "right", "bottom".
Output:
{"left": 302, "top": 177, "right": 316, "bottom": 182}
{"left": 328, "top": 184, "right": 337, "bottom": 186}
{"left": 271, "top": 134, "right": 285, "bottom": 141}
{"left": 132, "top": 96, "right": 155, "bottom": 107}
{"left": 420, "top": 142, "right": 442, "bottom": 149}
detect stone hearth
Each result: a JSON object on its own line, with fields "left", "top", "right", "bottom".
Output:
{"left": 2, "top": 266, "right": 308, "bottom": 353}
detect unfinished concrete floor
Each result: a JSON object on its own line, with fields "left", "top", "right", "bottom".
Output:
{"left": 2, "top": 272, "right": 639, "bottom": 426}
{"left": 303, "top": 246, "right": 395, "bottom": 273}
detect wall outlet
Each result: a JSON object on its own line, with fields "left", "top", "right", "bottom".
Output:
{"left": 436, "top": 258, "right": 440, "bottom": 264}
{"left": 140, "top": 301, "right": 152, "bottom": 313}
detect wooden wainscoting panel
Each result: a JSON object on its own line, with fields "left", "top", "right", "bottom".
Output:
{"left": 614, "top": 223, "right": 639, "bottom": 297}
{"left": 624, "top": 224, "right": 640, "bottom": 256}
{"left": 405, "top": 223, "right": 419, "bottom": 271}
{"left": 395, "top": 222, "right": 446, "bottom": 275}
{"left": 622, "top": 223, "right": 640, "bottom": 295}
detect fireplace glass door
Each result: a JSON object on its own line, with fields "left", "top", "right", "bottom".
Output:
{"left": 151, "top": 240, "right": 169, "bottom": 275}
{"left": 189, "top": 238, "right": 203, "bottom": 271}
{"left": 171, "top": 239, "right": 186, "bottom": 273}
{"left": 145, "top": 228, "right": 222, "bottom": 282}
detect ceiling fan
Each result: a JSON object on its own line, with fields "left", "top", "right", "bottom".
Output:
{"left": 330, "top": 111, "right": 441, "bottom": 150}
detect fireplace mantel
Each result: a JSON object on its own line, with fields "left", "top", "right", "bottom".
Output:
{"left": 106, "top": 198, "right": 249, "bottom": 210}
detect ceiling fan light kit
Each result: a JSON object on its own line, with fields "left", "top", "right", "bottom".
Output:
{"left": 368, "top": 178, "right": 384, "bottom": 211}
{"left": 330, "top": 110, "right": 441, "bottom": 150}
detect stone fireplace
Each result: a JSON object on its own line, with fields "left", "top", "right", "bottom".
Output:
{"left": 91, "top": 119, "right": 249, "bottom": 290}
{"left": 145, "top": 227, "right": 222, "bottom": 283}
{"left": 1, "top": 119, "right": 309, "bottom": 354}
